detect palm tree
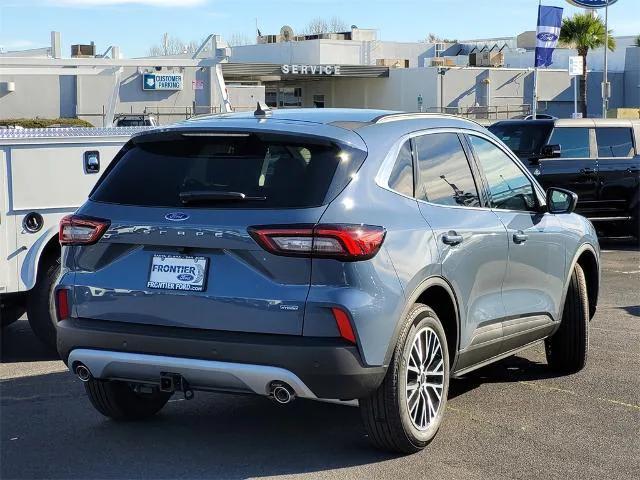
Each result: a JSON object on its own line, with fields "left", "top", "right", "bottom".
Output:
{"left": 560, "top": 12, "right": 616, "bottom": 117}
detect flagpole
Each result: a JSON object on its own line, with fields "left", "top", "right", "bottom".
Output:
{"left": 602, "top": 0, "right": 609, "bottom": 118}
{"left": 532, "top": 0, "right": 541, "bottom": 119}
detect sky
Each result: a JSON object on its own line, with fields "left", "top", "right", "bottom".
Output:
{"left": 0, "top": 0, "right": 638, "bottom": 58}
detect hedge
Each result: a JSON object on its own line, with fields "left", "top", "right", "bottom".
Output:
{"left": 0, "top": 118, "right": 94, "bottom": 128}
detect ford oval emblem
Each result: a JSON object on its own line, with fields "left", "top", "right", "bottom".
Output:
{"left": 165, "top": 212, "right": 189, "bottom": 222}
{"left": 537, "top": 32, "right": 558, "bottom": 42}
{"left": 177, "top": 273, "right": 195, "bottom": 282}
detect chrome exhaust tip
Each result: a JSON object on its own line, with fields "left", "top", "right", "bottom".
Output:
{"left": 270, "top": 382, "right": 295, "bottom": 404}
{"left": 75, "top": 363, "right": 92, "bottom": 382}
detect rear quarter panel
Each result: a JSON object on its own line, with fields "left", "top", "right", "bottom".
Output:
{"left": 309, "top": 128, "right": 440, "bottom": 367}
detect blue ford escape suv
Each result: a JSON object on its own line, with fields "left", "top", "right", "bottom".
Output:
{"left": 55, "top": 108, "right": 599, "bottom": 453}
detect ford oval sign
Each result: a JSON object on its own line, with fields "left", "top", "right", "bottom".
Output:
{"left": 177, "top": 273, "right": 195, "bottom": 282}
{"left": 165, "top": 212, "right": 190, "bottom": 222}
{"left": 565, "top": 0, "right": 617, "bottom": 8}
{"left": 537, "top": 32, "right": 559, "bottom": 42}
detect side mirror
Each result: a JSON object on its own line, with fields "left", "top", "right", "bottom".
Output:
{"left": 541, "top": 144, "right": 561, "bottom": 159}
{"left": 546, "top": 187, "right": 578, "bottom": 214}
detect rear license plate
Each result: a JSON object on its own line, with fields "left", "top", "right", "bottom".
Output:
{"left": 147, "top": 254, "right": 208, "bottom": 292}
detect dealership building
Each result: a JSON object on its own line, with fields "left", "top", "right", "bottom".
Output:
{"left": 1, "top": 27, "right": 639, "bottom": 125}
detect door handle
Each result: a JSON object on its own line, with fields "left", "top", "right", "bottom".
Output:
{"left": 579, "top": 167, "right": 596, "bottom": 175}
{"left": 442, "top": 231, "right": 463, "bottom": 246}
{"left": 513, "top": 231, "right": 528, "bottom": 244}
{"left": 627, "top": 167, "right": 640, "bottom": 174}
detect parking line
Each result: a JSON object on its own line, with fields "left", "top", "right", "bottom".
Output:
{"left": 517, "top": 380, "right": 640, "bottom": 411}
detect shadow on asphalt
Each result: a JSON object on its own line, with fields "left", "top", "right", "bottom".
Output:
{"left": 1, "top": 318, "right": 569, "bottom": 479}
{"left": 620, "top": 305, "right": 640, "bottom": 317}
{"left": 449, "top": 355, "right": 562, "bottom": 400}
{"left": 1, "top": 370, "right": 400, "bottom": 479}
{"left": 1, "top": 319, "right": 58, "bottom": 363}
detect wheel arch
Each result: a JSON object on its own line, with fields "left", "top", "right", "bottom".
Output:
{"left": 20, "top": 228, "right": 60, "bottom": 292}
{"left": 384, "top": 276, "right": 461, "bottom": 369}
{"left": 562, "top": 243, "right": 599, "bottom": 321}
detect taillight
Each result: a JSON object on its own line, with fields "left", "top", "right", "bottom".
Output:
{"left": 248, "top": 224, "right": 386, "bottom": 261}
{"left": 59, "top": 215, "right": 110, "bottom": 246}
{"left": 55, "top": 289, "right": 70, "bottom": 322}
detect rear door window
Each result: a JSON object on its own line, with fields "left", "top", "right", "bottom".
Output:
{"left": 91, "top": 132, "right": 364, "bottom": 208}
{"left": 595, "top": 127, "right": 634, "bottom": 158}
{"left": 547, "top": 127, "right": 591, "bottom": 158}
{"left": 414, "top": 133, "right": 480, "bottom": 207}
{"left": 387, "top": 140, "right": 414, "bottom": 197}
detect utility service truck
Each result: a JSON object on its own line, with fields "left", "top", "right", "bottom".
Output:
{"left": 0, "top": 127, "right": 150, "bottom": 347}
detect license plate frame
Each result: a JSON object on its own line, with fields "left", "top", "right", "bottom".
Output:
{"left": 147, "top": 254, "right": 209, "bottom": 292}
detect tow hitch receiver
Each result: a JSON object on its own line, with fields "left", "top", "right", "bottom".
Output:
{"left": 159, "top": 372, "right": 194, "bottom": 400}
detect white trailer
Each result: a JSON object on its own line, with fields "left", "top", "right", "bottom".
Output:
{"left": 0, "top": 127, "right": 149, "bottom": 346}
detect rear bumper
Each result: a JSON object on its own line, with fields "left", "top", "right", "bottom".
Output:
{"left": 57, "top": 318, "right": 386, "bottom": 400}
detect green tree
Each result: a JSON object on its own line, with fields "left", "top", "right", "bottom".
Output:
{"left": 560, "top": 13, "right": 615, "bottom": 117}
{"left": 635, "top": 35, "right": 640, "bottom": 47}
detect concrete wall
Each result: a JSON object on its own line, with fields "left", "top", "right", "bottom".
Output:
{"left": 624, "top": 47, "right": 640, "bottom": 108}
{"left": 330, "top": 68, "right": 438, "bottom": 111}
{"left": 0, "top": 75, "right": 64, "bottom": 118}
{"left": 232, "top": 40, "right": 435, "bottom": 68}
{"left": 75, "top": 67, "right": 211, "bottom": 125}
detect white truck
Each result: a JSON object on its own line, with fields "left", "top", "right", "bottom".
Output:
{"left": 0, "top": 127, "right": 149, "bottom": 347}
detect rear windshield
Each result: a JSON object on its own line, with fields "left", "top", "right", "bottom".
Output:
{"left": 488, "top": 123, "right": 552, "bottom": 158}
{"left": 91, "top": 131, "right": 365, "bottom": 208}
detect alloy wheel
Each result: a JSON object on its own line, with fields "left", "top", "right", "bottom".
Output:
{"left": 405, "top": 326, "right": 445, "bottom": 431}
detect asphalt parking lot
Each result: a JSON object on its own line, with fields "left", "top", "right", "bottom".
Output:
{"left": 1, "top": 240, "right": 639, "bottom": 480}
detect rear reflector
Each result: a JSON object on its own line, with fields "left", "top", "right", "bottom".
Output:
{"left": 59, "top": 215, "right": 110, "bottom": 246}
{"left": 331, "top": 308, "right": 356, "bottom": 344}
{"left": 248, "top": 224, "right": 386, "bottom": 261}
{"left": 56, "top": 289, "right": 70, "bottom": 322}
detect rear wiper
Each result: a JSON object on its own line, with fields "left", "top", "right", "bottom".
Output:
{"left": 179, "top": 190, "right": 266, "bottom": 204}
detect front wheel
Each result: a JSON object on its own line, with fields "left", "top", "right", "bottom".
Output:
{"left": 360, "top": 304, "right": 450, "bottom": 454}
{"left": 545, "top": 263, "right": 589, "bottom": 373}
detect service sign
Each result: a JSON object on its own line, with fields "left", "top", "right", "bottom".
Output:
{"left": 142, "top": 73, "right": 184, "bottom": 91}
{"left": 281, "top": 64, "right": 341, "bottom": 75}
{"left": 565, "top": 0, "right": 617, "bottom": 8}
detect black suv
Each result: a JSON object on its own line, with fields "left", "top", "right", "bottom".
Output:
{"left": 490, "top": 119, "right": 640, "bottom": 240}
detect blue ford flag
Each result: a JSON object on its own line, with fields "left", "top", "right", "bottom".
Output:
{"left": 535, "top": 5, "right": 563, "bottom": 68}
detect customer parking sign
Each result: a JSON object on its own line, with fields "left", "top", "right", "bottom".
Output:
{"left": 142, "top": 73, "right": 183, "bottom": 91}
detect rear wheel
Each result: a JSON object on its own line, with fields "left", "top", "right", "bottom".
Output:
{"left": 85, "top": 379, "right": 171, "bottom": 420}
{"left": 360, "top": 304, "right": 449, "bottom": 454}
{"left": 545, "top": 263, "right": 589, "bottom": 373}
{"left": 27, "top": 254, "right": 59, "bottom": 349}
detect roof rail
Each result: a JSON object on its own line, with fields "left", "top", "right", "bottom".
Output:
{"left": 373, "top": 112, "right": 484, "bottom": 127}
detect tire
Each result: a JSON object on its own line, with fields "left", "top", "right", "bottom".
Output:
{"left": 27, "top": 254, "right": 60, "bottom": 349}
{"left": 545, "top": 263, "right": 589, "bottom": 373}
{"left": 360, "top": 304, "right": 450, "bottom": 454}
{"left": 85, "top": 378, "right": 171, "bottom": 421}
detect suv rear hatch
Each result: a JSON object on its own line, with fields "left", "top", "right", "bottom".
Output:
{"left": 67, "top": 124, "right": 367, "bottom": 335}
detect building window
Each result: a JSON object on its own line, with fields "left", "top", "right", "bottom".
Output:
{"left": 279, "top": 87, "right": 302, "bottom": 108}
{"left": 313, "top": 94, "right": 325, "bottom": 108}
